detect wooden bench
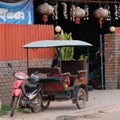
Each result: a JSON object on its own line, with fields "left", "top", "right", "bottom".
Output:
{"left": 61, "top": 61, "right": 88, "bottom": 85}
{"left": 28, "top": 67, "right": 60, "bottom": 77}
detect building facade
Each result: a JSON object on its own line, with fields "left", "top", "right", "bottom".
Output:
{"left": 0, "top": 0, "right": 120, "bottom": 104}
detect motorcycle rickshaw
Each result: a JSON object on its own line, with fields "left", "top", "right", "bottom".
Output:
{"left": 22, "top": 40, "right": 92, "bottom": 110}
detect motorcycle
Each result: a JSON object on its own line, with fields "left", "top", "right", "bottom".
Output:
{"left": 8, "top": 63, "right": 42, "bottom": 117}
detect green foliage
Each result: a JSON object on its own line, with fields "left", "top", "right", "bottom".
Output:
{"left": 17, "top": 108, "right": 27, "bottom": 113}
{"left": 62, "top": 31, "right": 73, "bottom": 40}
{"left": 62, "top": 47, "right": 74, "bottom": 60}
{"left": 79, "top": 55, "right": 88, "bottom": 61}
{"left": 0, "top": 104, "right": 11, "bottom": 116}
{"left": 117, "top": 75, "right": 120, "bottom": 89}
{"left": 55, "top": 30, "right": 74, "bottom": 60}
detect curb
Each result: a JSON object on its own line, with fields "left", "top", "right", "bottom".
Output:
{"left": 56, "top": 104, "right": 120, "bottom": 120}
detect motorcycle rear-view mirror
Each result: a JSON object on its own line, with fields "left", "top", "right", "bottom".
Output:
{"left": 8, "top": 63, "right": 13, "bottom": 68}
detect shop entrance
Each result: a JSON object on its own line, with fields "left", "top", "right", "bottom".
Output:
{"left": 33, "top": 1, "right": 119, "bottom": 89}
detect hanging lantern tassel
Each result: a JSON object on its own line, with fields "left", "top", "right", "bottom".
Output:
{"left": 98, "top": 18, "right": 103, "bottom": 28}
{"left": 75, "top": 18, "right": 80, "bottom": 24}
{"left": 42, "top": 15, "right": 48, "bottom": 23}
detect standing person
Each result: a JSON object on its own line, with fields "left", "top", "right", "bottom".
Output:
{"left": 96, "top": 48, "right": 101, "bottom": 67}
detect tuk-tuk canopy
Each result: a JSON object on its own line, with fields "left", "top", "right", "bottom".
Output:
{"left": 22, "top": 40, "right": 92, "bottom": 48}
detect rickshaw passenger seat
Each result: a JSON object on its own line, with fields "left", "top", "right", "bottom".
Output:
{"left": 28, "top": 67, "right": 65, "bottom": 92}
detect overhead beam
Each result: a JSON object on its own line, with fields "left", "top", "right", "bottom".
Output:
{"left": 51, "top": 0, "right": 120, "bottom": 4}
{"left": 0, "top": 0, "right": 23, "bottom": 3}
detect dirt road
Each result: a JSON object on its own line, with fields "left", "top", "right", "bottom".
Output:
{"left": 1, "top": 89, "right": 120, "bottom": 120}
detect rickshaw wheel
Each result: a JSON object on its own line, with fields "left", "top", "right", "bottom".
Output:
{"left": 41, "top": 97, "right": 50, "bottom": 109}
{"left": 76, "top": 88, "right": 86, "bottom": 109}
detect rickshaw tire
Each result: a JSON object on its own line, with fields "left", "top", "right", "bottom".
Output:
{"left": 41, "top": 99, "right": 50, "bottom": 109}
{"left": 76, "top": 88, "right": 86, "bottom": 109}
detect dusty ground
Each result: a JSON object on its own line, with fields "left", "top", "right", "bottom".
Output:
{"left": 1, "top": 89, "right": 120, "bottom": 120}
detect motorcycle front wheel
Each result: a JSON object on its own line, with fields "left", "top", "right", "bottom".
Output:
{"left": 10, "top": 96, "right": 18, "bottom": 117}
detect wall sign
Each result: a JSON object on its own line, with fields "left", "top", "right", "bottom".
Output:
{"left": 0, "top": 0, "right": 34, "bottom": 24}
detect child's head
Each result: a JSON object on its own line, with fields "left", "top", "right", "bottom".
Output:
{"left": 51, "top": 58, "right": 59, "bottom": 67}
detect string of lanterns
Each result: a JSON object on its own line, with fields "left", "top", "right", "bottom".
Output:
{"left": 37, "top": 2, "right": 120, "bottom": 28}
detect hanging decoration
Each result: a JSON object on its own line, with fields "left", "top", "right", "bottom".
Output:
{"left": 94, "top": 7, "right": 108, "bottom": 28}
{"left": 114, "top": 4, "right": 118, "bottom": 20}
{"left": 61, "top": 2, "right": 68, "bottom": 19}
{"left": 74, "top": 7, "right": 85, "bottom": 24}
{"left": 36, "top": 1, "right": 120, "bottom": 26}
{"left": 52, "top": 2, "right": 58, "bottom": 21}
{"left": 117, "top": 4, "right": 120, "bottom": 18}
{"left": 104, "top": 4, "right": 111, "bottom": 21}
{"left": 84, "top": 4, "right": 89, "bottom": 20}
{"left": 37, "top": 3, "right": 54, "bottom": 23}
{"left": 55, "top": 25, "right": 62, "bottom": 33}
{"left": 109, "top": 26, "right": 116, "bottom": 32}
{"left": 70, "top": 4, "right": 76, "bottom": 22}
{"left": 114, "top": 4, "right": 120, "bottom": 20}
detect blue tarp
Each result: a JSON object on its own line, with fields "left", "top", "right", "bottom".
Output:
{"left": 0, "top": 0, "right": 34, "bottom": 24}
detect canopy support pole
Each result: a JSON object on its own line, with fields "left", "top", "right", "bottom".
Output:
{"left": 100, "top": 34, "right": 104, "bottom": 89}
{"left": 26, "top": 48, "right": 29, "bottom": 72}
{"left": 59, "top": 47, "right": 62, "bottom": 78}
{"left": 87, "top": 47, "right": 89, "bottom": 79}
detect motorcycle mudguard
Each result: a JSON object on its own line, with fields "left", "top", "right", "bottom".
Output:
{"left": 12, "top": 89, "right": 22, "bottom": 97}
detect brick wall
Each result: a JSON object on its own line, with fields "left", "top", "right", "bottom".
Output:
{"left": 104, "top": 33, "right": 120, "bottom": 89}
{"left": 0, "top": 59, "right": 52, "bottom": 104}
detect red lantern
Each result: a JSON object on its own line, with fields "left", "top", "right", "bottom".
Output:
{"left": 37, "top": 3, "right": 54, "bottom": 23}
{"left": 75, "top": 7, "right": 85, "bottom": 24}
{"left": 94, "top": 7, "right": 108, "bottom": 28}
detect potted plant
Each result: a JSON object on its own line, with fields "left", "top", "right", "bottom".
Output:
{"left": 55, "top": 30, "right": 74, "bottom": 61}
